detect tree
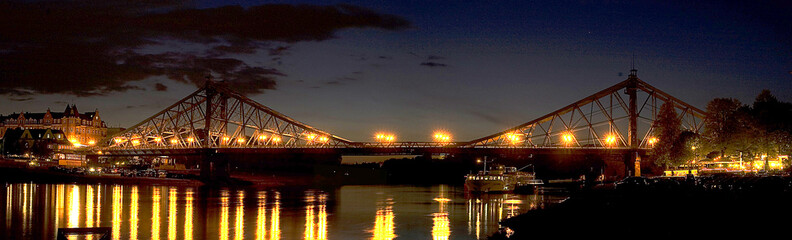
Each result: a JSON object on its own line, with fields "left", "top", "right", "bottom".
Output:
{"left": 751, "top": 90, "right": 792, "bottom": 158}
{"left": 701, "top": 98, "right": 753, "bottom": 158}
{"left": 650, "top": 101, "right": 696, "bottom": 169}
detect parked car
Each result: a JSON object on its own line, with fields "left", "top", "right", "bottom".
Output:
{"left": 615, "top": 176, "right": 651, "bottom": 191}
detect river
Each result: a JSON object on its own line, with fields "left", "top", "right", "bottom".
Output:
{"left": 0, "top": 183, "right": 567, "bottom": 239}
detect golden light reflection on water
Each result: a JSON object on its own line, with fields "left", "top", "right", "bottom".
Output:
{"left": 21, "top": 184, "right": 30, "bottom": 235}
{"left": 304, "top": 193, "right": 315, "bottom": 240}
{"left": 184, "top": 188, "right": 194, "bottom": 240}
{"left": 55, "top": 185, "right": 64, "bottom": 233}
{"left": 220, "top": 189, "right": 230, "bottom": 240}
{"left": 256, "top": 191, "right": 266, "bottom": 240}
{"left": 235, "top": 190, "right": 245, "bottom": 240}
{"left": 130, "top": 186, "right": 139, "bottom": 240}
{"left": 5, "top": 183, "right": 557, "bottom": 240}
{"left": 270, "top": 191, "right": 281, "bottom": 240}
{"left": 371, "top": 198, "right": 395, "bottom": 240}
{"left": 466, "top": 193, "right": 542, "bottom": 239}
{"left": 6, "top": 185, "right": 12, "bottom": 230}
{"left": 86, "top": 185, "right": 95, "bottom": 240}
{"left": 112, "top": 186, "right": 122, "bottom": 240}
{"left": 152, "top": 187, "right": 161, "bottom": 240}
{"left": 168, "top": 187, "right": 177, "bottom": 240}
{"left": 432, "top": 185, "right": 451, "bottom": 240}
{"left": 86, "top": 185, "right": 94, "bottom": 227}
{"left": 67, "top": 185, "right": 79, "bottom": 228}
{"left": 303, "top": 191, "right": 328, "bottom": 240}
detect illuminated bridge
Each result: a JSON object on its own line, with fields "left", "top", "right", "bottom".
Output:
{"left": 89, "top": 69, "right": 706, "bottom": 179}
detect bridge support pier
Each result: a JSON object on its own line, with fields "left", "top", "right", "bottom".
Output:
{"left": 200, "top": 151, "right": 230, "bottom": 182}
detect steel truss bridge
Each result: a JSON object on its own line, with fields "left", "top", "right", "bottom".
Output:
{"left": 89, "top": 70, "right": 706, "bottom": 178}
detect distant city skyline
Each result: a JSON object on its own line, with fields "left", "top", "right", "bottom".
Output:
{"left": 2, "top": 0, "right": 790, "bottom": 142}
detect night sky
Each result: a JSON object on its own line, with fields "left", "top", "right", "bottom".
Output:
{"left": 1, "top": 0, "right": 790, "bottom": 142}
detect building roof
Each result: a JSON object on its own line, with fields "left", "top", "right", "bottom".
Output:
{"left": 1, "top": 105, "right": 99, "bottom": 122}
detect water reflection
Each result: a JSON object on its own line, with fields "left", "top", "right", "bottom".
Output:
{"left": 185, "top": 188, "right": 194, "bottom": 240}
{"left": 152, "top": 187, "right": 161, "bottom": 240}
{"left": 112, "top": 186, "right": 122, "bottom": 240}
{"left": 371, "top": 197, "right": 395, "bottom": 240}
{"left": 304, "top": 190, "right": 328, "bottom": 240}
{"left": 219, "top": 189, "right": 229, "bottom": 240}
{"left": 256, "top": 191, "right": 266, "bottom": 240}
{"left": 235, "top": 190, "right": 244, "bottom": 240}
{"left": 2, "top": 183, "right": 564, "bottom": 240}
{"left": 130, "top": 186, "right": 139, "bottom": 240}
{"left": 433, "top": 185, "right": 451, "bottom": 240}
{"left": 270, "top": 191, "right": 280, "bottom": 240}
{"left": 466, "top": 193, "right": 546, "bottom": 238}
{"left": 168, "top": 187, "right": 177, "bottom": 240}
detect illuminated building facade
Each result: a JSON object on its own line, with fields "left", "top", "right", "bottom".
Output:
{"left": 0, "top": 104, "right": 107, "bottom": 147}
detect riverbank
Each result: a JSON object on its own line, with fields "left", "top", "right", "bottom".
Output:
{"left": 494, "top": 175, "right": 792, "bottom": 239}
{"left": 0, "top": 162, "right": 330, "bottom": 188}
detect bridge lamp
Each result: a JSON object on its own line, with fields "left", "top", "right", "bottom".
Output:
{"left": 506, "top": 133, "right": 521, "bottom": 144}
{"left": 131, "top": 139, "right": 140, "bottom": 146}
{"left": 186, "top": 137, "right": 194, "bottom": 143}
{"left": 604, "top": 134, "right": 617, "bottom": 147}
{"left": 258, "top": 135, "right": 267, "bottom": 141}
{"left": 153, "top": 137, "right": 162, "bottom": 143}
{"left": 271, "top": 136, "right": 282, "bottom": 143}
{"left": 113, "top": 137, "right": 124, "bottom": 144}
{"left": 170, "top": 138, "right": 178, "bottom": 145}
{"left": 433, "top": 132, "right": 451, "bottom": 142}
{"left": 318, "top": 136, "right": 329, "bottom": 143}
{"left": 375, "top": 133, "right": 396, "bottom": 142}
{"left": 88, "top": 140, "right": 96, "bottom": 146}
{"left": 561, "top": 132, "right": 574, "bottom": 145}
{"left": 648, "top": 137, "right": 658, "bottom": 147}
{"left": 236, "top": 137, "right": 246, "bottom": 144}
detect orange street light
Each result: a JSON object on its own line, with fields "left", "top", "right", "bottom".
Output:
{"left": 648, "top": 137, "right": 658, "bottom": 147}
{"left": 433, "top": 131, "right": 452, "bottom": 142}
{"left": 375, "top": 132, "right": 396, "bottom": 142}
{"left": 604, "top": 134, "right": 617, "bottom": 147}
{"left": 505, "top": 132, "right": 522, "bottom": 144}
{"left": 561, "top": 132, "right": 574, "bottom": 145}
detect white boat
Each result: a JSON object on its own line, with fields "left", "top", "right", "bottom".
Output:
{"left": 464, "top": 164, "right": 540, "bottom": 193}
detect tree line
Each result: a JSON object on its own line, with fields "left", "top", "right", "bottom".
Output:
{"left": 651, "top": 90, "right": 792, "bottom": 170}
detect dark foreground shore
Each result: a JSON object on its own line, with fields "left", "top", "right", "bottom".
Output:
{"left": 494, "top": 176, "right": 792, "bottom": 239}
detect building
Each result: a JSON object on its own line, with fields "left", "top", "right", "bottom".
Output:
{"left": 0, "top": 128, "right": 69, "bottom": 158}
{"left": 0, "top": 105, "right": 108, "bottom": 147}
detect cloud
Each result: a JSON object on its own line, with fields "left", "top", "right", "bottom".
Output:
{"left": 154, "top": 83, "right": 168, "bottom": 91}
{"left": 0, "top": 1, "right": 410, "bottom": 97}
{"left": 420, "top": 62, "right": 448, "bottom": 67}
{"left": 8, "top": 97, "right": 33, "bottom": 102}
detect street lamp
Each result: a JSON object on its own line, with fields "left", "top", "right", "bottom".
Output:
{"left": 433, "top": 131, "right": 452, "bottom": 143}
{"left": 561, "top": 132, "right": 574, "bottom": 147}
{"left": 604, "top": 134, "right": 617, "bottom": 147}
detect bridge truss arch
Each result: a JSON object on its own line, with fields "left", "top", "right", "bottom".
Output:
{"left": 97, "top": 81, "right": 354, "bottom": 155}
{"left": 463, "top": 74, "right": 706, "bottom": 150}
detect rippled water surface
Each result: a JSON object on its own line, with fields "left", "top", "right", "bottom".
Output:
{"left": 0, "top": 183, "right": 566, "bottom": 239}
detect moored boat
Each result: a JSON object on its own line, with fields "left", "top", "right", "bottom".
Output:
{"left": 464, "top": 164, "right": 541, "bottom": 193}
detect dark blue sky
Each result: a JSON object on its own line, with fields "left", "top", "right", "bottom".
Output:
{"left": 2, "top": 0, "right": 790, "bottom": 141}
